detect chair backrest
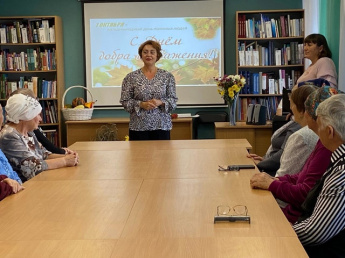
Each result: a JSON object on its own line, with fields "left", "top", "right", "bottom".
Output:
{"left": 194, "top": 111, "right": 228, "bottom": 139}
{"left": 196, "top": 111, "right": 228, "bottom": 123}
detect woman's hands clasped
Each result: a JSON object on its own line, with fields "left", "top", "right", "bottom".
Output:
{"left": 140, "top": 99, "right": 163, "bottom": 110}
{"left": 64, "top": 153, "right": 79, "bottom": 167}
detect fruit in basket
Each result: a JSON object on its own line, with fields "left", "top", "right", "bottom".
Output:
{"left": 64, "top": 104, "right": 72, "bottom": 108}
{"left": 72, "top": 97, "right": 85, "bottom": 108}
{"left": 74, "top": 105, "right": 85, "bottom": 109}
{"left": 84, "top": 101, "right": 95, "bottom": 108}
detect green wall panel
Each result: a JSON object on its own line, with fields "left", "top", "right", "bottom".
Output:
{"left": 0, "top": 0, "right": 302, "bottom": 140}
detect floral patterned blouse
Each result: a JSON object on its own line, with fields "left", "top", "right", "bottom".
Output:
{"left": 0, "top": 124, "right": 50, "bottom": 182}
{"left": 120, "top": 68, "right": 178, "bottom": 131}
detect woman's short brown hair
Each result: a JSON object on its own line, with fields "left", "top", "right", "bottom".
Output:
{"left": 290, "top": 85, "right": 318, "bottom": 113}
{"left": 304, "top": 33, "right": 332, "bottom": 58}
{"left": 138, "top": 40, "right": 163, "bottom": 61}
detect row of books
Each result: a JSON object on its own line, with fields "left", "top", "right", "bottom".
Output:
{"left": 41, "top": 129, "right": 59, "bottom": 147}
{"left": 0, "top": 48, "right": 56, "bottom": 71}
{"left": 239, "top": 70, "right": 302, "bottom": 94}
{"left": 237, "top": 96, "right": 282, "bottom": 121}
{"left": 238, "top": 14, "right": 304, "bottom": 38}
{"left": 40, "top": 100, "right": 58, "bottom": 124}
{"left": 0, "top": 20, "right": 55, "bottom": 44}
{"left": 0, "top": 74, "right": 57, "bottom": 99}
{"left": 238, "top": 41, "right": 304, "bottom": 66}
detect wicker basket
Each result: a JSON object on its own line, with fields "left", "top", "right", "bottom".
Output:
{"left": 62, "top": 86, "right": 94, "bottom": 121}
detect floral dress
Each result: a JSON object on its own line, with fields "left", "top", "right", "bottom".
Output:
{"left": 0, "top": 124, "right": 50, "bottom": 182}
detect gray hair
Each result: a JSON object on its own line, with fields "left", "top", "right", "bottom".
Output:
{"left": 316, "top": 94, "right": 345, "bottom": 141}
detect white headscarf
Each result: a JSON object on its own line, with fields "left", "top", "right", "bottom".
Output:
{"left": 6, "top": 94, "right": 42, "bottom": 124}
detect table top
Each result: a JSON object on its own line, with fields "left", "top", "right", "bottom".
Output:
{"left": 0, "top": 140, "right": 307, "bottom": 258}
{"left": 68, "top": 138, "right": 252, "bottom": 151}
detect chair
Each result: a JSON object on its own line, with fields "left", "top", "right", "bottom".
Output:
{"left": 194, "top": 111, "right": 228, "bottom": 139}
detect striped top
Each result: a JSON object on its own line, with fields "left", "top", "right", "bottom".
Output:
{"left": 293, "top": 143, "right": 345, "bottom": 245}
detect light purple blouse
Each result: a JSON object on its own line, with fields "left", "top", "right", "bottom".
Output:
{"left": 297, "top": 57, "right": 337, "bottom": 87}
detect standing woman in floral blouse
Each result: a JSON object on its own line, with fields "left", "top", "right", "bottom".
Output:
{"left": 120, "top": 40, "right": 178, "bottom": 140}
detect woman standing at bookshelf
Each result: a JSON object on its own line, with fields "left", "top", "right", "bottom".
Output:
{"left": 296, "top": 33, "right": 337, "bottom": 88}
{"left": 120, "top": 40, "right": 178, "bottom": 140}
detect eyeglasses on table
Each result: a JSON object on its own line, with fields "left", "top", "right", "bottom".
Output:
{"left": 214, "top": 205, "right": 250, "bottom": 223}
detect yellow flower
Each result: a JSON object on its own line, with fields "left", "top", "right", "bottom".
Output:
{"left": 228, "top": 89, "right": 234, "bottom": 98}
{"left": 220, "top": 90, "right": 225, "bottom": 96}
{"left": 232, "top": 84, "right": 241, "bottom": 92}
{"left": 125, "top": 135, "right": 129, "bottom": 141}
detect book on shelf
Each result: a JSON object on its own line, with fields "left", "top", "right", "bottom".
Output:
{"left": 32, "top": 76, "right": 38, "bottom": 97}
{"left": 27, "top": 81, "right": 34, "bottom": 92}
{"left": 41, "top": 20, "right": 50, "bottom": 43}
{"left": 238, "top": 41, "right": 303, "bottom": 67}
{"left": 14, "top": 21, "right": 22, "bottom": 44}
{"left": 49, "top": 26, "right": 55, "bottom": 43}
{"left": 239, "top": 13, "right": 304, "bottom": 39}
{"left": 0, "top": 27, "right": 6, "bottom": 43}
{"left": 239, "top": 70, "right": 297, "bottom": 94}
{"left": 0, "top": 19, "right": 56, "bottom": 44}
{"left": 10, "top": 27, "right": 17, "bottom": 43}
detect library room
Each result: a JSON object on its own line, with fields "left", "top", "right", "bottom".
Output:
{"left": 0, "top": 0, "right": 344, "bottom": 257}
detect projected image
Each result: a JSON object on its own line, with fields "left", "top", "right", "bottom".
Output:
{"left": 90, "top": 17, "right": 221, "bottom": 88}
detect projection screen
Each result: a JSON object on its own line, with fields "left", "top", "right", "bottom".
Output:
{"left": 83, "top": 0, "right": 224, "bottom": 107}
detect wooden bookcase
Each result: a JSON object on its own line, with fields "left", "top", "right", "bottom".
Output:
{"left": 0, "top": 16, "right": 64, "bottom": 146}
{"left": 236, "top": 9, "right": 304, "bottom": 121}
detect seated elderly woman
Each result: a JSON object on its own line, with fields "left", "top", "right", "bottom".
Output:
{"left": 10, "top": 88, "right": 76, "bottom": 155}
{"left": 247, "top": 120, "right": 301, "bottom": 175}
{"left": 293, "top": 94, "right": 345, "bottom": 257}
{"left": 249, "top": 85, "right": 318, "bottom": 177}
{"left": 250, "top": 86, "right": 339, "bottom": 224}
{"left": 0, "top": 94, "right": 79, "bottom": 182}
{"left": 0, "top": 103, "right": 25, "bottom": 201}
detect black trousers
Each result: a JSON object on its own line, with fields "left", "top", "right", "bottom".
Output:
{"left": 129, "top": 130, "right": 170, "bottom": 141}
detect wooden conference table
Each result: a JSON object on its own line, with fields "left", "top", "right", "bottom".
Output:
{"left": 0, "top": 139, "right": 307, "bottom": 257}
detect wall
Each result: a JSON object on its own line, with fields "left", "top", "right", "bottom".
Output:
{"left": 0, "top": 0, "right": 303, "bottom": 141}
{"left": 319, "top": 0, "right": 340, "bottom": 75}
{"left": 339, "top": 0, "right": 345, "bottom": 91}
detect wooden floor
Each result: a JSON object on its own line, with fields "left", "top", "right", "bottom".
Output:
{"left": 0, "top": 139, "right": 307, "bottom": 258}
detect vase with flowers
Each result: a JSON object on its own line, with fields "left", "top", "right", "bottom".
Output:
{"left": 215, "top": 74, "right": 246, "bottom": 126}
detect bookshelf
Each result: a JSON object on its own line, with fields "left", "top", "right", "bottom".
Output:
{"left": 236, "top": 9, "right": 304, "bottom": 121}
{"left": 0, "top": 16, "right": 64, "bottom": 146}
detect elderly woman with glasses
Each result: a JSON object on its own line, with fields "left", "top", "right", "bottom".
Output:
{"left": 0, "top": 94, "right": 79, "bottom": 182}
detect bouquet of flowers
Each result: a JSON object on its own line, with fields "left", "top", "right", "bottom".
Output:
{"left": 215, "top": 74, "right": 246, "bottom": 125}
{"left": 214, "top": 74, "right": 246, "bottom": 105}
